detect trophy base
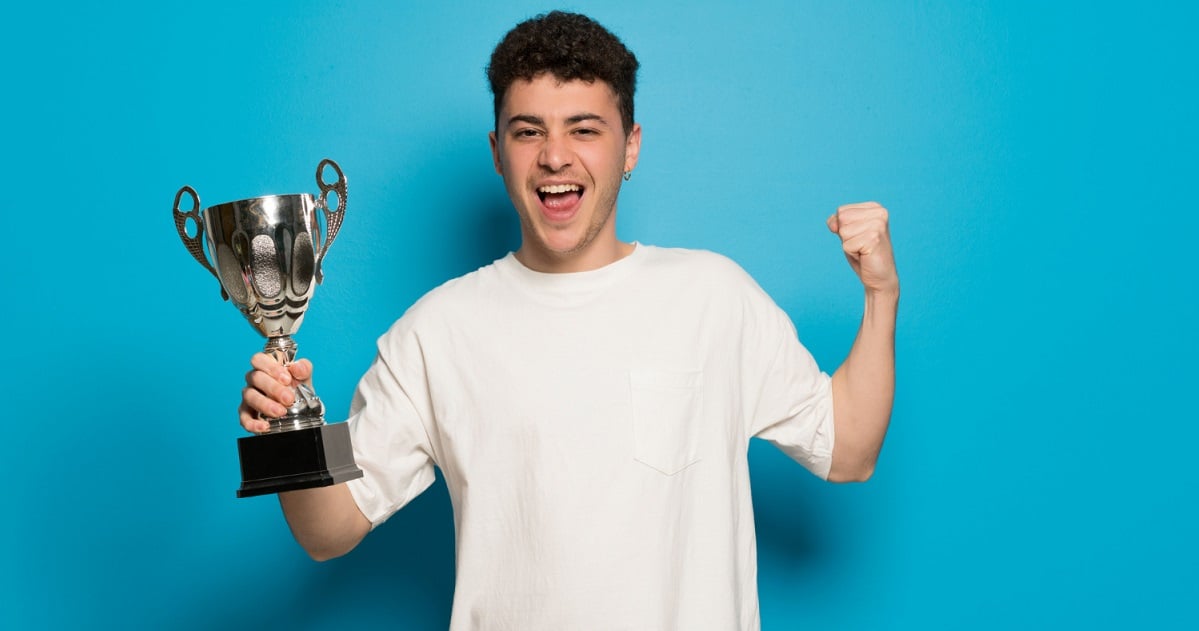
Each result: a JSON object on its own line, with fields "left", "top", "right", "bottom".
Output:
{"left": 236, "top": 423, "right": 364, "bottom": 498}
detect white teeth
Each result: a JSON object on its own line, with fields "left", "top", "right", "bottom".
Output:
{"left": 538, "top": 184, "right": 580, "bottom": 194}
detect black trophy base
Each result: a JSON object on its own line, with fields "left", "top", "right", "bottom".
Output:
{"left": 236, "top": 423, "right": 364, "bottom": 498}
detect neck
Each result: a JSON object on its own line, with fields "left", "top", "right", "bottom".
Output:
{"left": 515, "top": 239, "right": 635, "bottom": 273}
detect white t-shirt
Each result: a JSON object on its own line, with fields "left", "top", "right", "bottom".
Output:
{"left": 345, "top": 244, "right": 834, "bottom": 630}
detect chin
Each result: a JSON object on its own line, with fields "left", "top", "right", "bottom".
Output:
{"left": 541, "top": 236, "right": 588, "bottom": 255}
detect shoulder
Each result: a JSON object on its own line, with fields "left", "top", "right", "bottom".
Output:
{"left": 380, "top": 257, "right": 509, "bottom": 339}
{"left": 638, "top": 246, "right": 785, "bottom": 325}
{"left": 639, "top": 245, "right": 760, "bottom": 288}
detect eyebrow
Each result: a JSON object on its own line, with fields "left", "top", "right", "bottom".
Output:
{"left": 505, "top": 112, "right": 610, "bottom": 128}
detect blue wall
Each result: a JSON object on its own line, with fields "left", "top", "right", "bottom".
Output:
{"left": 3, "top": 1, "right": 1195, "bottom": 628}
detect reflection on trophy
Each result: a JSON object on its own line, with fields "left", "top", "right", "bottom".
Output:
{"left": 173, "top": 158, "right": 363, "bottom": 498}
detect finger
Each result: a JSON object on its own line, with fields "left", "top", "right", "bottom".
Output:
{"left": 243, "top": 384, "right": 290, "bottom": 419}
{"left": 837, "top": 201, "right": 883, "bottom": 213}
{"left": 240, "top": 412, "right": 270, "bottom": 434}
{"left": 830, "top": 202, "right": 885, "bottom": 235}
{"left": 831, "top": 205, "right": 889, "bottom": 239}
{"left": 833, "top": 217, "right": 889, "bottom": 244}
{"left": 250, "top": 352, "right": 292, "bottom": 385}
{"left": 841, "top": 227, "right": 890, "bottom": 255}
{"left": 288, "top": 358, "right": 314, "bottom": 382}
{"left": 247, "top": 368, "right": 297, "bottom": 406}
{"left": 834, "top": 202, "right": 887, "bottom": 222}
{"left": 239, "top": 403, "right": 272, "bottom": 434}
{"left": 834, "top": 205, "right": 888, "bottom": 229}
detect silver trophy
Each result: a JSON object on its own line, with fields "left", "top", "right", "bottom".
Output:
{"left": 174, "top": 158, "right": 363, "bottom": 498}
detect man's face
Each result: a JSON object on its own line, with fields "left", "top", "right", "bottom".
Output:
{"left": 490, "top": 75, "right": 641, "bottom": 272}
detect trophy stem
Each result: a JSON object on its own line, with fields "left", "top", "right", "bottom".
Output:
{"left": 262, "top": 336, "right": 325, "bottom": 433}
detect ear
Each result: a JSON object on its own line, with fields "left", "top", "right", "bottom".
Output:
{"left": 489, "top": 130, "right": 503, "bottom": 176}
{"left": 623, "top": 122, "right": 642, "bottom": 173}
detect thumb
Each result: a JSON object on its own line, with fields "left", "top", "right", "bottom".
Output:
{"left": 826, "top": 213, "right": 840, "bottom": 234}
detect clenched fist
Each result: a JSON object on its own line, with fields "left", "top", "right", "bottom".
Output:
{"left": 827, "top": 201, "right": 899, "bottom": 296}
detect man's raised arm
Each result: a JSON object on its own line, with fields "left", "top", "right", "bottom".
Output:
{"left": 824, "top": 202, "right": 899, "bottom": 483}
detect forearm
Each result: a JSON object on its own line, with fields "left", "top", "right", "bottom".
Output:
{"left": 278, "top": 483, "right": 371, "bottom": 561}
{"left": 828, "top": 288, "right": 898, "bottom": 482}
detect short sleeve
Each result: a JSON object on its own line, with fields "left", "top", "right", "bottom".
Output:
{"left": 742, "top": 283, "right": 836, "bottom": 479}
{"left": 344, "top": 327, "right": 438, "bottom": 528}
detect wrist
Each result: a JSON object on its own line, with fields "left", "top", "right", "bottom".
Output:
{"left": 864, "top": 284, "right": 900, "bottom": 305}
{"left": 862, "top": 286, "right": 899, "bottom": 327}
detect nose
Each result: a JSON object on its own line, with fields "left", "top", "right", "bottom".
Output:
{"left": 538, "top": 131, "right": 571, "bottom": 172}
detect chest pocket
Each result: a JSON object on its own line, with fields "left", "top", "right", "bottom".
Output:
{"left": 629, "top": 370, "right": 704, "bottom": 475}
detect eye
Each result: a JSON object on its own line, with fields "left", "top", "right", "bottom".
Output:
{"left": 573, "top": 127, "right": 599, "bottom": 136}
{"left": 511, "top": 127, "right": 541, "bottom": 139}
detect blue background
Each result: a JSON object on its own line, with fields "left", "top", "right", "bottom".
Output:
{"left": 3, "top": 1, "right": 1196, "bottom": 629}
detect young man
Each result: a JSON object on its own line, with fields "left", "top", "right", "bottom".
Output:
{"left": 240, "top": 11, "right": 897, "bottom": 630}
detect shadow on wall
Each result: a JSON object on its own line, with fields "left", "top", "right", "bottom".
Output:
{"left": 297, "top": 479, "right": 458, "bottom": 629}
{"left": 199, "top": 479, "right": 457, "bottom": 630}
{"left": 750, "top": 441, "right": 850, "bottom": 575}
{"left": 394, "top": 131, "right": 522, "bottom": 282}
{"left": 463, "top": 188, "right": 521, "bottom": 271}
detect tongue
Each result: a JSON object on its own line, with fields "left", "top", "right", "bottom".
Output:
{"left": 543, "top": 191, "right": 581, "bottom": 209}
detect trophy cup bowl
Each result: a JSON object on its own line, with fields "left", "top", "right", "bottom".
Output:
{"left": 174, "top": 159, "right": 363, "bottom": 498}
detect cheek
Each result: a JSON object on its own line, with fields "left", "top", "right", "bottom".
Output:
{"left": 580, "top": 147, "right": 625, "bottom": 179}
{"left": 498, "top": 153, "right": 527, "bottom": 187}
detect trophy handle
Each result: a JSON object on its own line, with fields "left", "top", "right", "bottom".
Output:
{"left": 314, "top": 158, "right": 347, "bottom": 284}
{"left": 173, "top": 186, "right": 221, "bottom": 280}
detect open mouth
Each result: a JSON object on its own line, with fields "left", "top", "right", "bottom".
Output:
{"left": 537, "top": 183, "right": 584, "bottom": 210}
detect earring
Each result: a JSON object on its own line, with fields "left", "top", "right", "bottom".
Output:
{"left": 623, "top": 170, "right": 632, "bottom": 181}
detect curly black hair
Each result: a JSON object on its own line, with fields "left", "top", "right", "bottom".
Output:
{"left": 487, "top": 11, "right": 639, "bottom": 134}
